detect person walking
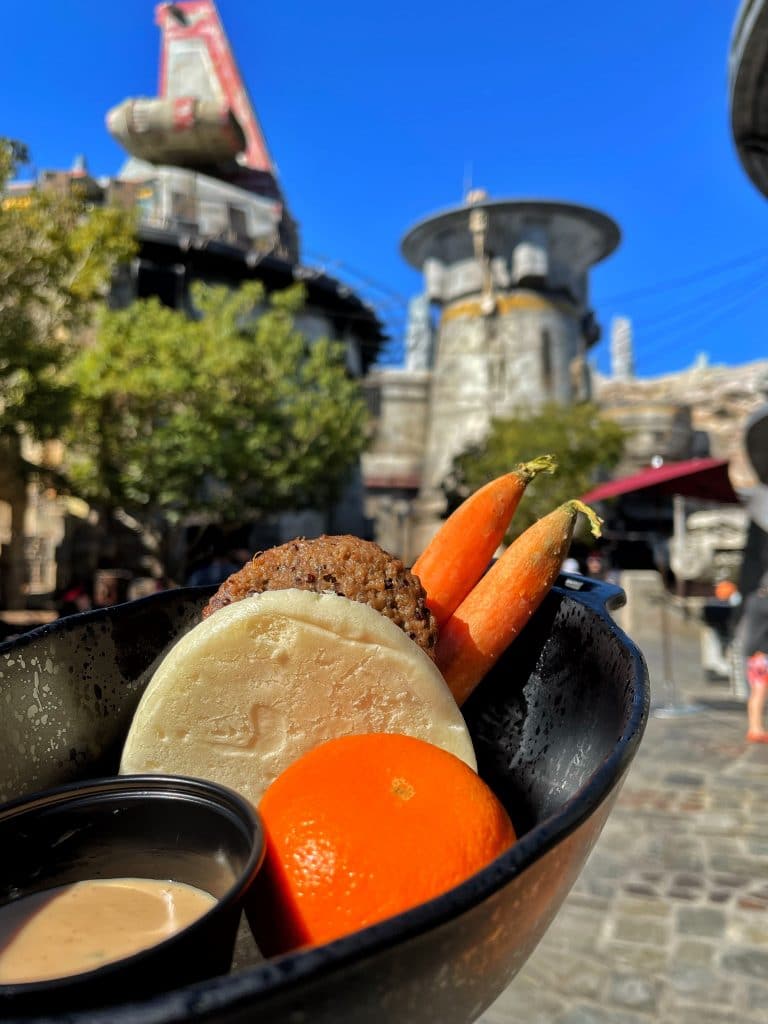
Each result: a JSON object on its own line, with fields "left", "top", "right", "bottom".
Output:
{"left": 743, "top": 570, "right": 768, "bottom": 742}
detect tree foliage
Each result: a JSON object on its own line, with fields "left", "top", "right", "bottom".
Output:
{"left": 0, "top": 138, "right": 136, "bottom": 606}
{"left": 0, "top": 138, "right": 136, "bottom": 441}
{"left": 63, "top": 281, "right": 370, "bottom": 545}
{"left": 443, "top": 402, "right": 626, "bottom": 539}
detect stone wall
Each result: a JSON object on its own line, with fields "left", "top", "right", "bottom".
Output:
{"left": 361, "top": 369, "right": 431, "bottom": 559}
{"left": 593, "top": 359, "right": 768, "bottom": 488}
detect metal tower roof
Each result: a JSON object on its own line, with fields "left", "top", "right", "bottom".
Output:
{"left": 401, "top": 198, "right": 620, "bottom": 273}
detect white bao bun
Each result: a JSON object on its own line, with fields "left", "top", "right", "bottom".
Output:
{"left": 120, "top": 589, "right": 476, "bottom": 805}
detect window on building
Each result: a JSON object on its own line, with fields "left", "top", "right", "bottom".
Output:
{"left": 541, "top": 329, "right": 553, "bottom": 394}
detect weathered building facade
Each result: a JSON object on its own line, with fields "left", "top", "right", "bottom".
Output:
{"left": 594, "top": 360, "right": 768, "bottom": 490}
{"left": 365, "top": 192, "right": 620, "bottom": 560}
{"left": 594, "top": 359, "right": 768, "bottom": 585}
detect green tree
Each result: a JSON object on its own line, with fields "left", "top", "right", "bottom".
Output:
{"left": 0, "top": 139, "right": 136, "bottom": 606}
{"left": 443, "top": 402, "right": 626, "bottom": 540}
{"left": 63, "top": 281, "right": 369, "bottom": 575}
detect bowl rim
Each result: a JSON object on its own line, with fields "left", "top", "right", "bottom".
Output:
{"left": 0, "top": 577, "right": 650, "bottom": 1024}
{"left": 0, "top": 774, "right": 265, "bottom": 998}
{"left": 0, "top": 583, "right": 218, "bottom": 657}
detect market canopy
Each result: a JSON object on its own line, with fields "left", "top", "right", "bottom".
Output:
{"left": 580, "top": 457, "right": 742, "bottom": 505}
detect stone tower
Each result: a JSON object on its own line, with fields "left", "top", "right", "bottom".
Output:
{"left": 399, "top": 193, "right": 620, "bottom": 547}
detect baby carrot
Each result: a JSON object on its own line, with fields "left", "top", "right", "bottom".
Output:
{"left": 412, "top": 455, "right": 557, "bottom": 628}
{"left": 435, "top": 500, "right": 602, "bottom": 706}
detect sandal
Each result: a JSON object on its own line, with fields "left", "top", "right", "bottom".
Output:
{"left": 746, "top": 731, "right": 768, "bottom": 743}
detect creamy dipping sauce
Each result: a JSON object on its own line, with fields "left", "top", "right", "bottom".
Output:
{"left": 0, "top": 877, "right": 217, "bottom": 983}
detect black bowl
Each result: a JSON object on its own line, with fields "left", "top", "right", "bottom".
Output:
{"left": 0, "top": 774, "right": 264, "bottom": 1017}
{"left": 0, "top": 577, "right": 648, "bottom": 1024}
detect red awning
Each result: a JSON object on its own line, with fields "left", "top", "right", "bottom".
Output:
{"left": 580, "top": 457, "right": 742, "bottom": 505}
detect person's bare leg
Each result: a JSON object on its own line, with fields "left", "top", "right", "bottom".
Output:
{"left": 747, "top": 684, "right": 768, "bottom": 737}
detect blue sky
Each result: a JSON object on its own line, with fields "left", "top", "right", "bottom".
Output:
{"left": 1, "top": 1, "right": 765, "bottom": 377}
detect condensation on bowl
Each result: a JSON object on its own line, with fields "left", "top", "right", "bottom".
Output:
{"left": 0, "top": 596, "right": 205, "bottom": 802}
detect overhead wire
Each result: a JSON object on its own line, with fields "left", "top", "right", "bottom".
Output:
{"left": 609, "top": 262, "right": 768, "bottom": 366}
{"left": 637, "top": 275, "right": 768, "bottom": 374}
{"left": 307, "top": 244, "right": 768, "bottom": 316}
{"left": 599, "top": 247, "right": 768, "bottom": 305}
{"left": 626, "top": 261, "right": 768, "bottom": 334}
{"left": 596, "top": 249, "right": 768, "bottom": 373}
{"left": 304, "top": 250, "right": 410, "bottom": 307}
{"left": 301, "top": 249, "right": 411, "bottom": 365}
{"left": 314, "top": 244, "right": 768, "bottom": 373}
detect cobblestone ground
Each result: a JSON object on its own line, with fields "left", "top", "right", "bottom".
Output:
{"left": 479, "top": 606, "right": 768, "bottom": 1024}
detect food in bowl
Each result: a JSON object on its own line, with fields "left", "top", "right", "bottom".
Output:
{"left": 0, "top": 565, "right": 649, "bottom": 1024}
{"left": 0, "top": 877, "right": 216, "bottom": 983}
{"left": 248, "top": 732, "right": 516, "bottom": 955}
{"left": 119, "top": 588, "right": 476, "bottom": 804}
{"left": 116, "top": 464, "right": 602, "bottom": 952}
{"left": 202, "top": 532, "right": 440, "bottom": 655}
{"left": 0, "top": 774, "right": 264, "bottom": 1015}
{"left": 0, "top": 456, "right": 618, "bottom": 1007}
